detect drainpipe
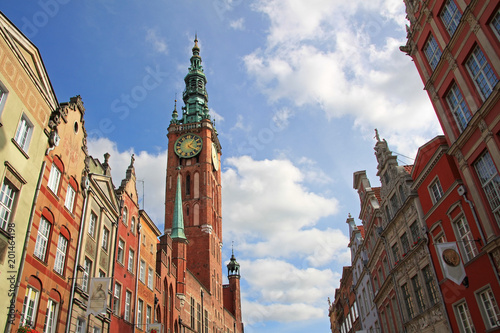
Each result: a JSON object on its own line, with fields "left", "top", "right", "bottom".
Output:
{"left": 201, "top": 290, "right": 204, "bottom": 333}
{"left": 65, "top": 178, "right": 91, "bottom": 333}
{"left": 134, "top": 222, "right": 142, "bottom": 333}
{"left": 5, "top": 161, "right": 45, "bottom": 333}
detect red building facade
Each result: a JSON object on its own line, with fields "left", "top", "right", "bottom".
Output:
{"left": 402, "top": 0, "right": 500, "bottom": 330}
{"left": 14, "top": 96, "right": 88, "bottom": 332}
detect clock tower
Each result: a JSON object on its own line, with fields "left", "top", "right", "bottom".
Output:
{"left": 165, "top": 37, "right": 222, "bottom": 295}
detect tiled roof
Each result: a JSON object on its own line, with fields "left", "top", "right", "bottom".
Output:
{"left": 357, "top": 225, "right": 365, "bottom": 238}
{"left": 403, "top": 165, "right": 414, "bottom": 174}
{"left": 373, "top": 187, "right": 382, "bottom": 203}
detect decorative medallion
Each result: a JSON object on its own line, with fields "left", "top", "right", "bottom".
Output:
{"left": 442, "top": 248, "right": 460, "bottom": 267}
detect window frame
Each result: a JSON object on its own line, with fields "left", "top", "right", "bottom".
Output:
{"left": 54, "top": 234, "right": 68, "bottom": 275}
{"left": 474, "top": 151, "right": 500, "bottom": 224}
{"left": 446, "top": 83, "right": 472, "bottom": 133}
{"left": 429, "top": 177, "right": 445, "bottom": 204}
{"left": 43, "top": 298, "right": 59, "bottom": 333}
{"left": 101, "top": 227, "right": 109, "bottom": 252}
{"left": 125, "top": 290, "right": 132, "bottom": 322}
{"left": 21, "top": 285, "right": 40, "bottom": 327}
{"left": 453, "top": 216, "right": 478, "bottom": 262}
{"left": 423, "top": 34, "right": 442, "bottom": 70}
{"left": 465, "top": 45, "right": 499, "bottom": 101}
{"left": 47, "top": 164, "right": 62, "bottom": 196}
{"left": 0, "top": 178, "right": 17, "bottom": 232}
{"left": 88, "top": 212, "right": 97, "bottom": 238}
{"left": 34, "top": 216, "right": 51, "bottom": 262}
{"left": 491, "top": 9, "right": 500, "bottom": 41}
{"left": 440, "top": 0, "right": 461, "bottom": 36}
{"left": 147, "top": 267, "right": 154, "bottom": 289}
{"left": 139, "top": 259, "right": 146, "bottom": 282}
{"left": 82, "top": 257, "right": 92, "bottom": 293}
{"left": 0, "top": 81, "right": 8, "bottom": 118}
{"left": 117, "top": 239, "right": 125, "bottom": 264}
{"left": 454, "top": 300, "right": 475, "bottom": 333}
{"left": 64, "top": 184, "right": 76, "bottom": 212}
{"left": 113, "top": 282, "right": 122, "bottom": 316}
{"left": 137, "top": 299, "right": 144, "bottom": 328}
{"left": 14, "top": 113, "right": 34, "bottom": 153}
{"left": 128, "top": 248, "right": 135, "bottom": 273}
{"left": 476, "top": 286, "right": 500, "bottom": 330}
{"left": 401, "top": 283, "right": 415, "bottom": 319}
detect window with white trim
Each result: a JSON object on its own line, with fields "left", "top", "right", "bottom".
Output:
{"left": 14, "top": 113, "right": 34, "bottom": 152}
{"left": 117, "top": 239, "right": 125, "bottom": 264}
{"left": 146, "top": 305, "right": 152, "bottom": 324}
{"left": 147, "top": 267, "right": 153, "bottom": 289}
{"left": 54, "top": 234, "right": 68, "bottom": 275}
{"left": 82, "top": 257, "right": 92, "bottom": 292}
{"left": 122, "top": 207, "right": 128, "bottom": 226}
{"left": 125, "top": 290, "right": 132, "bottom": 322}
{"left": 64, "top": 185, "right": 76, "bottom": 212}
{"left": 423, "top": 35, "right": 442, "bottom": 70}
{"left": 76, "top": 318, "right": 85, "bottom": 333}
{"left": 0, "top": 179, "right": 16, "bottom": 231}
{"left": 446, "top": 83, "right": 472, "bottom": 132}
{"left": 454, "top": 216, "right": 478, "bottom": 262}
{"left": 137, "top": 299, "right": 144, "bottom": 328}
{"left": 474, "top": 151, "right": 500, "bottom": 223}
{"left": 34, "top": 217, "right": 51, "bottom": 261}
{"left": 131, "top": 216, "right": 136, "bottom": 234}
{"left": 466, "top": 46, "right": 499, "bottom": 100}
{"left": 440, "top": 0, "right": 461, "bottom": 35}
{"left": 0, "top": 81, "right": 8, "bottom": 117}
{"left": 429, "top": 178, "right": 444, "bottom": 203}
{"left": 491, "top": 9, "right": 500, "bottom": 41}
{"left": 101, "top": 227, "right": 109, "bottom": 251}
{"left": 455, "top": 300, "right": 475, "bottom": 333}
{"left": 128, "top": 248, "right": 135, "bottom": 273}
{"left": 478, "top": 287, "right": 500, "bottom": 329}
{"left": 139, "top": 259, "right": 146, "bottom": 282}
{"left": 113, "top": 283, "right": 121, "bottom": 316}
{"left": 88, "top": 212, "right": 97, "bottom": 238}
{"left": 21, "top": 286, "right": 40, "bottom": 327}
{"left": 43, "top": 298, "right": 58, "bottom": 333}
{"left": 47, "top": 164, "right": 61, "bottom": 195}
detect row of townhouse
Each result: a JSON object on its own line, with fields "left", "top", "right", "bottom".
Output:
{"left": 0, "top": 10, "right": 244, "bottom": 333}
{"left": 330, "top": 1, "right": 500, "bottom": 332}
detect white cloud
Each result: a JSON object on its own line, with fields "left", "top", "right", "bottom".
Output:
{"left": 271, "top": 107, "right": 292, "bottom": 130}
{"left": 246, "top": 0, "right": 441, "bottom": 158}
{"left": 87, "top": 138, "right": 166, "bottom": 229}
{"left": 146, "top": 28, "right": 169, "bottom": 55}
{"left": 241, "top": 258, "right": 340, "bottom": 323}
{"left": 230, "top": 18, "right": 245, "bottom": 30}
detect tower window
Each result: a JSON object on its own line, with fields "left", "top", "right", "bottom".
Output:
{"left": 186, "top": 175, "right": 191, "bottom": 196}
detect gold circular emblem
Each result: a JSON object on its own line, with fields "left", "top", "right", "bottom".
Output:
{"left": 442, "top": 248, "right": 460, "bottom": 267}
{"left": 174, "top": 134, "right": 203, "bottom": 158}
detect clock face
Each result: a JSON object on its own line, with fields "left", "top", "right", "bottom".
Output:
{"left": 212, "top": 142, "right": 219, "bottom": 171}
{"left": 174, "top": 134, "right": 203, "bottom": 158}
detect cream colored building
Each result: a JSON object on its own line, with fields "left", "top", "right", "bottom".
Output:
{"left": 0, "top": 11, "right": 58, "bottom": 331}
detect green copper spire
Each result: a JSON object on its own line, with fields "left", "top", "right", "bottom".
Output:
{"left": 180, "top": 35, "right": 210, "bottom": 124}
{"left": 227, "top": 245, "right": 240, "bottom": 278}
{"left": 171, "top": 171, "right": 187, "bottom": 240}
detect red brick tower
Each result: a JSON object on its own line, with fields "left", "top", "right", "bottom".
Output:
{"left": 165, "top": 36, "right": 222, "bottom": 297}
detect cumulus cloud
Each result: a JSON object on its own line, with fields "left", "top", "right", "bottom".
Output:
{"left": 230, "top": 18, "right": 245, "bottom": 30}
{"left": 245, "top": 0, "right": 441, "bottom": 157}
{"left": 87, "top": 138, "right": 167, "bottom": 229}
{"left": 146, "top": 28, "right": 169, "bottom": 55}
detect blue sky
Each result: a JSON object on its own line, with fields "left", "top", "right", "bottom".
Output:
{"left": 3, "top": 1, "right": 442, "bottom": 332}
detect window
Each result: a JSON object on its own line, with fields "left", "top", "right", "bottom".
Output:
{"left": 478, "top": 287, "right": 500, "bottom": 329}
{"left": 88, "top": 212, "right": 97, "bottom": 238}
{"left": 117, "top": 239, "right": 125, "bottom": 264}
{"left": 411, "top": 275, "right": 425, "bottom": 313}
{"left": 34, "top": 217, "right": 51, "bottom": 261}
{"left": 392, "top": 243, "right": 400, "bottom": 263}
{"left": 401, "top": 283, "right": 415, "bottom": 319}
{"left": 140, "top": 259, "right": 146, "bottom": 282}
{"left": 21, "top": 286, "right": 39, "bottom": 327}
{"left": 14, "top": 114, "right": 34, "bottom": 152}
{"left": 440, "top": 0, "right": 461, "bottom": 35}
{"left": 390, "top": 194, "right": 399, "bottom": 215}
{"left": 122, "top": 207, "right": 128, "bottom": 225}
{"left": 466, "top": 46, "right": 499, "bottom": 100}
{"left": 131, "top": 216, "right": 136, "bottom": 233}
{"left": 454, "top": 217, "right": 478, "bottom": 261}
{"left": 137, "top": 299, "right": 143, "bottom": 328}
{"left": 47, "top": 164, "right": 61, "bottom": 195}
{"left": 146, "top": 305, "right": 152, "bottom": 324}
{"left": 204, "top": 309, "right": 208, "bottom": 333}
{"left": 128, "top": 248, "right": 135, "bottom": 273}
{"left": 43, "top": 299, "right": 58, "bottom": 333}
{"left": 410, "top": 221, "right": 421, "bottom": 243}
{"left": 64, "top": 185, "right": 76, "bottom": 212}
{"left": 446, "top": 83, "right": 472, "bottom": 132}
{"left": 423, "top": 265, "right": 438, "bottom": 305}
{"left": 197, "top": 303, "right": 201, "bottom": 332}
{"left": 492, "top": 10, "right": 500, "bottom": 40}
{"left": 386, "top": 304, "right": 395, "bottom": 333}
{"left": 0, "top": 82, "right": 8, "bottom": 116}
{"left": 76, "top": 318, "right": 85, "bottom": 333}
{"left": 93, "top": 327, "right": 101, "bottom": 333}
{"left": 474, "top": 151, "right": 500, "bottom": 223}
{"left": 401, "top": 232, "right": 410, "bottom": 254}
{"left": 0, "top": 179, "right": 16, "bottom": 231}
{"left": 125, "top": 290, "right": 132, "bottom": 322}
{"left": 99, "top": 269, "right": 105, "bottom": 278}
{"left": 398, "top": 185, "right": 406, "bottom": 204}
{"left": 82, "top": 258, "right": 92, "bottom": 292}
{"left": 429, "top": 178, "right": 444, "bottom": 203}
{"left": 54, "top": 234, "right": 68, "bottom": 275}
{"left": 113, "top": 283, "right": 121, "bottom": 316}
{"left": 148, "top": 267, "right": 153, "bottom": 289}
{"left": 101, "top": 227, "right": 109, "bottom": 251}
{"left": 455, "top": 301, "right": 475, "bottom": 333}
{"left": 423, "top": 35, "right": 442, "bottom": 70}
{"left": 191, "top": 297, "right": 195, "bottom": 328}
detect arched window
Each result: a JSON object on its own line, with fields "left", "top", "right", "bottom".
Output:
{"left": 34, "top": 208, "right": 54, "bottom": 262}
{"left": 186, "top": 174, "right": 191, "bottom": 196}
{"left": 47, "top": 156, "right": 64, "bottom": 195}
{"left": 122, "top": 207, "right": 128, "bottom": 226}
{"left": 21, "top": 276, "right": 42, "bottom": 327}
{"left": 194, "top": 172, "right": 200, "bottom": 199}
